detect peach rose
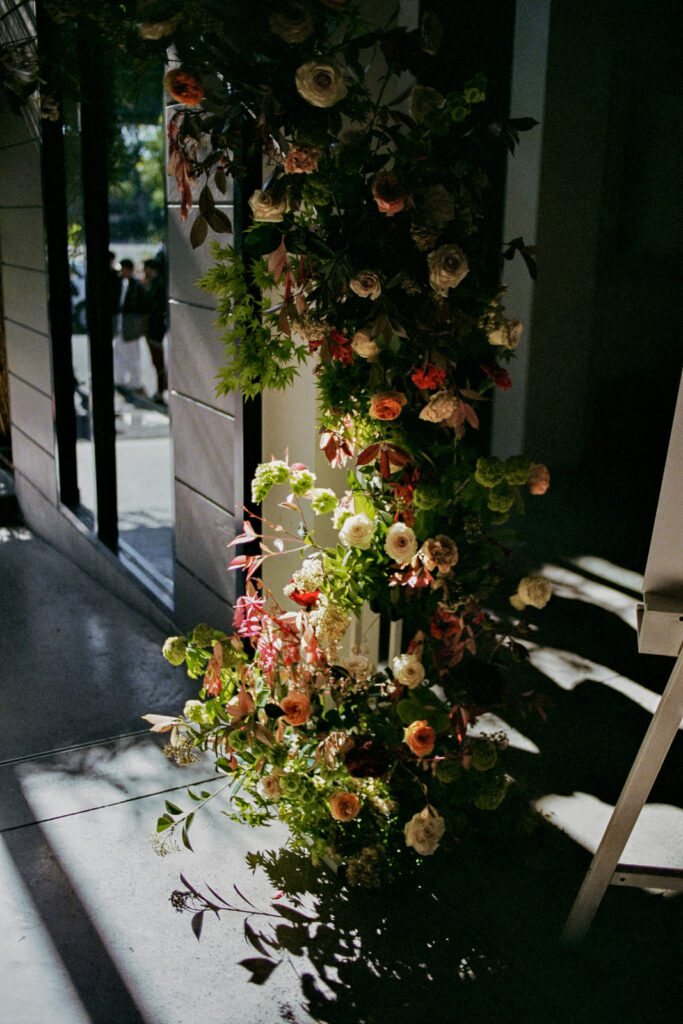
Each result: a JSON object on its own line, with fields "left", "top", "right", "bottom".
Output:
{"left": 420, "top": 535, "right": 459, "bottom": 574}
{"left": 329, "top": 790, "right": 361, "bottom": 821}
{"left": 528, "top": 463, "right": 550, "bottom": 495}
{"left": 280, "top": 691, "right": 311, "bottom": 726}
{"left": 404, "top": 720, "right": 436, "bottom": 757}
{"left": 418, "top": 390, "right": 459, "bottom": 424}
{"left": 372, "top": 172, "right": 406, "bottom": 216}
{"left": 283, "top": 144, "right": 320, "bottom": 174}
{"left": 163, "top": 69, "right": 204, "bottom": 107}
{"left": 350, "top": 270, "right": 381, "bottom": 300}
{"left": 369, "top": 391, "right": 406, "bottom": 421}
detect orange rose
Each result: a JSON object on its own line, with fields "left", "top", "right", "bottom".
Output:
{"left": 372, "top": 172, "right": 406, "bottom": 216}
{"left": 163, "top": 69, "right": 204, "bottom": 107}
{"left": 404, "top": 720, "right": 436, "bottom": 757}
{"left": 528, "top": 463, "right": 550, "bottom": 495}
{"left": 369, "top": 391, "right": 407, "bottom": 421}
{"left": 280, "top": 692, "right": 311, "bottom": 727}
{"left": 329, "top": 790, "right": 361, "bottom": 821}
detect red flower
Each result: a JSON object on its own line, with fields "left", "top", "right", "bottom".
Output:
{"left": 288, "top": 585, "right": 320, "bottom": 608}
{"left": 480, "top": 362, "right": 512, "bottom": 390}
{"left": 411, "top": 364, "right": 448, "bottom": 390}
{"left": 328, "top": 329, "right": 353, "bottom": 365}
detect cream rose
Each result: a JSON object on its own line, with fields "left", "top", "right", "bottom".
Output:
{"left": 420, "top": 535, "right": 459, "bottom": 574}
{"left": 384, "top": 522, "right": 418, "bottom": 563}
{"left": 510, "top": 575, "right": 552, "bottom": 611}
{"left": 248, "top": 189, "right": 286, "bottom": 222}
{"left": 295, "top": 59, "right": 347, "bottom": 108}
{"left": 339, "top": 512, "right": 375, "bottom": 550}
{"left": 404, "top": 806, "right": 446, "bottom": 855}
{"left": 428, "top": 244, "right": 469, "bottom": 297}
{"left": 392, "top": 652, "right": 425, "bottom": 689}
{"left": 488, "top": 317, "right": 523, "bottom": 350}
{"left": 269, "top": 3, "right": 314, "bottom": 44}
{"left": 352, "top": 328, "right": 380, "bottom": 359}
{"left": 344, "top": 649, "right": 375, "bottom": 679}
{"left": 349, "top": 270, "right": 381, "bottom": 300}
{"left": 419, "top": 390, "right": 459, "bottom": 424}
{"left": 257, "top": 774, "right": 283, "bottom": 802}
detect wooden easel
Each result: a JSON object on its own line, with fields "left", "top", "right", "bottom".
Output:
{"left": 561, "top": 373, "right": 683, "bottom": 944}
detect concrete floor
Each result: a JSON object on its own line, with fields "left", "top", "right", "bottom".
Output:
{"left": 1, "top": 481, "right": 681, "bottom": 1023}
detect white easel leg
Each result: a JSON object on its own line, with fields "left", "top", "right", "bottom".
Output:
{"left": 561, "top": 646, "right": 683, "bottom": 945}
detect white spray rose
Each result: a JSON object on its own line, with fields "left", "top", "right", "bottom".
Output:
{"left": 428, "top": 243, "right": 469, "bottom": 297}
{"left": 339, "top": 512, "right": 375, "bottom": 550}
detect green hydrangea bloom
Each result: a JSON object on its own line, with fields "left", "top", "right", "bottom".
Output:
{"left": 412, "top": 484, "right": 442, "bottom": 511}
{"left": 487, "top": 484, "right": 515, "bottom": 513}
{"left": 162, "top": 636, "right": 187, "bottom": 666}
{"left": 503, "top": 455, "right": 531, "bottom": 486}
{"left": 435, "top": 759, "right": 463, "bottom": 783}
{"left": 474, "top": 785, "right": 508, "bottom": 810}
{"left": 475, "top": 456, "right": 505, "bottom": 488}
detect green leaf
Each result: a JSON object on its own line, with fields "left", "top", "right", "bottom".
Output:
{"left": 214, "top": 168, "right": 228, "bottom": 194}
{"left": 181, "top": 826, "right": 194, "bottom": 851}
{"left": 199, "top": 184, "right": 215, "bottom": 218}
{"left": 243, "top": 223, "right": 282, "bottom": 256}
{"left": 209, "top": 209, "right": 233, "bottom": 234}
{"left": 165, "top": 800, "right": 182, "bottom": 815}
{"left": 190, "top": 214, "right": 208, "bottom": 249}
{"left": 156, "top": 814, "right": 174, "bottom": 832}
{"left": 353, "top": 493, "right": 375, "bottom": 519}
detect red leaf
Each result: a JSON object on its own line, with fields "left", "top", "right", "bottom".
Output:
{"left": 356, "top": 443, "right": 381, "bottom": 466}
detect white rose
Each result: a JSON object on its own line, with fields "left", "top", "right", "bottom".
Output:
{"left": 339, "top": 512, "right": 375, "bottom": 550}
{"left": 428, "top": 243, "right": 469, "bottom": 297}
{"left": 514, "top": 575, "right": 552, "bottom": 610}
{"left": 257, "top": 774, "right": 283, "bottom": 802}
{"left": 295, "top": 59, "right": 347, "bottom": 108}
{"left": 349, "top": 270, "right": 381, "bottom": 300}
{"left": 248, "top": 189, "right": 287, "bottom": 222}
{"left": 404, "top": 806, "right": 446, "bottom": 856}
{"left": 352, "top": 328, "right": 380, "bottom": 359}
{"left": 384, "top": 522, "right": 418, "bottom": 563}
{"left": 392, "top": 653, "right": 425, "bottom": 689}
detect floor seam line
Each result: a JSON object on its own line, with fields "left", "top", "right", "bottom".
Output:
{"left": 0, "top": 776, "right": 221, "bottom": 833}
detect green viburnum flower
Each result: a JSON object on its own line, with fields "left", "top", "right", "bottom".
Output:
{"left": 475, "top": 779, "right": 509, "bottom": 810}
{"left": 412, "top": 484, "right": 442, "bottom": 510}
{"left": 309, "top": 488, "right": 338, "bottom": 515}
{"left": 503, "top": 455, "right": 531, "bottom": 486}
{"left": 487, "top": 485, "right": 515, "bottom": 513}
{"left": 190, "top": 623, "right": 214, "bottom": 647}
{"left": 471, "top": 740, "right": 498, "bottom": 772}
{"left": 162, "top": 636, "right": 187, "bottom": 666}
{"left": 290, "top": 468, "right": 316, "bottom": 495}
{"left": 435, "top": 760, "right": 463, "bottom": 783}
{"left": 251, "top": 460, "right": 290, "bottom": 502}
{"left": 474, "top": 456, "right": 505, "bottom": 488}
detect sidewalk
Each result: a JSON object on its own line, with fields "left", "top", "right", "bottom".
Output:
{"left": 1, "top": 483, "right": 681, "bottom": 1024}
